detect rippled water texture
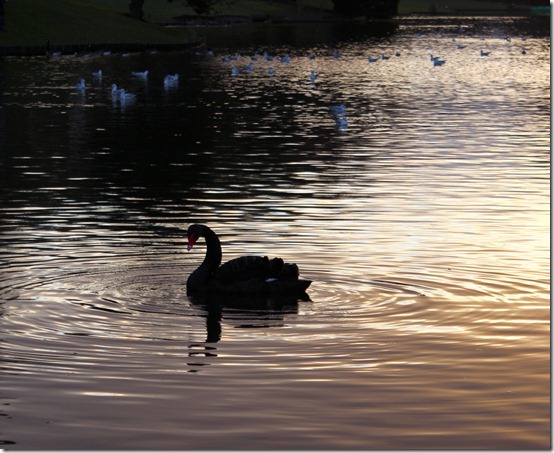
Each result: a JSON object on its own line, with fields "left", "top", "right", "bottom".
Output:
{"left": 0, "top": 17, "right": 550, "bottom": 449}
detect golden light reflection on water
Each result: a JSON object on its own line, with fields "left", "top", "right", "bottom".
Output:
{"left": 0, "top": 17, "right": 550, "bottom": 450}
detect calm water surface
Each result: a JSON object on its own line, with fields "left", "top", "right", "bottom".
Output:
{"left": 0, "top": 17, "right": 550, "bottom": 449}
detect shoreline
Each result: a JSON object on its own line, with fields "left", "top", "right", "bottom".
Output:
{"left": 0, "top": 40, "right": 204, "bottom": 58}
{"left": 0, "top": 10, "right": 547, "bottom": 58}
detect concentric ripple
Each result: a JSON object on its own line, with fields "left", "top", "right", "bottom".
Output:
{"left": 0, "top": 16, "right": 550, "bottom": 450}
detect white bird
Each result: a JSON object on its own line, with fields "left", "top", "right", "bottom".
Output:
{"left": 111, "top": 84, "right": 134, "bottom": 101}
{"left": 75, "top": 79, "right": 85, "bottom": 91}
{"left": 132, "top": 70, "right": 148, "bottom": 79}
{"left": 111, "top": 84, "right": 127, "bottom": 99}
{"left": 280, "top": 54, "right": 291, "bottom": 63}
{"left": 268, "top": 67, "right": 275, "bottom": 76}
{"left": 231, "top": 67, "right": 240, "bottom": 76}
{"left": 308, "top": 51, "right": 316, "bottom": 60}
{"left": 333, "top": 50, "right": 341, "bottom": 59}
{"left": 92, "top": 69, "right": 102, "bottom": 78}
{"left": 119, "top": 89, "right": 136, "bottom": 101}
{"left": 164, "top": 74, "right": 179, "bottom": 86}
{"left": 310, "top": 70, "right": 317, "bottom": 82}
{"left": 244, "top": 63, "right": 254, "bottom": 72}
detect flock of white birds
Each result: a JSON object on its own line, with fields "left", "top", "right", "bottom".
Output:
{"left": 71, "top": 31, "right": 529, "bottom": 126}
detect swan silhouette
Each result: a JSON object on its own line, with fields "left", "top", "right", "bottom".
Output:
{"left": 186, "top": 224, "right": 311, "bottom": 295}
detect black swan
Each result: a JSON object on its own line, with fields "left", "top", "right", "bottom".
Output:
{"left": 186, "top": 224, "right": 312, "bottom": 295}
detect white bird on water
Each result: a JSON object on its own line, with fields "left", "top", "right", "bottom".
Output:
{"left": 75, "top": 79, "right": 85, "bottom": 91}
{"left": 92, "top": 69, "right": 102, "bottom": 78}
{"left": 164, "top": 74, "right": 179, "bottom": 86}
{"left": 111, "top": 84, "right": 135, "bottom": 101}
{"left": 132, "top": 70, "right": 148, "bottom": 79}
{"left": 119, "top": 89, "right": 136, "bottom": 101}
{"left": 111, "top": 84, "right": 123, "bottom": 98}
{"left": 310, "top": 70, "right": 317, "bottom": 82}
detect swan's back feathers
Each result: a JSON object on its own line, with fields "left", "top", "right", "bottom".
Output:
{"left": 212, "top": 255, "right": 310, "bottom": 294}
{"left": 186, "top": 224, "right": 311, "bottom": 295}
{"left": 215, "top": 256, "right": 299, "bottom": 283}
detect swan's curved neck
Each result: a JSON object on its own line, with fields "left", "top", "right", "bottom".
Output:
{"left": 187, "top": 225, "right": 222, "bottom": 291}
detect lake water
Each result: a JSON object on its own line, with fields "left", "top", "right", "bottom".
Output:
{"left": 0, "top": 17, "right": 550, "bottom": 449}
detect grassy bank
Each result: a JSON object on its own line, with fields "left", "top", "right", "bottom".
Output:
{"left": 0, "top": 0, "right": 197, "bottom": 48}
{"left": 0, "top": 0, "right": 539, "bottom": 52}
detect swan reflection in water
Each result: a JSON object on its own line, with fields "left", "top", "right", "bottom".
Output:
{"left": 188, "top": 291, "right": 311, "bottom": 343}
{"left": 186, "top": 292, "right": 310, "bottom": 371}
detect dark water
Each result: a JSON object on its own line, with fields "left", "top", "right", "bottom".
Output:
{"left": 0, "top": 17, "right": 550, "bottom": 449}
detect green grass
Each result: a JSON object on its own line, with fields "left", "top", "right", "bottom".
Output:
{"left": 0, "top": 0, "right": 195, "bottom": 47}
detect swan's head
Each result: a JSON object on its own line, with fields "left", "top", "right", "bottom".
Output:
{"left": 186, "top": 224, "right": 203, "bottom": 251}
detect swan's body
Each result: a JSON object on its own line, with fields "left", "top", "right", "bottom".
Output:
{"left": 186, "top": 224, "right": 311, "bottom": 295}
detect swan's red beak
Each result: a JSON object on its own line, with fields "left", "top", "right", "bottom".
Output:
{"left": 187, "top": 234, "right": 196, "bottom": 251}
